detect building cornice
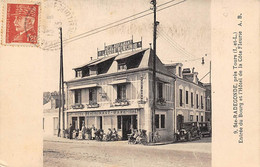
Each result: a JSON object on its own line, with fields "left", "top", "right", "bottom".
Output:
{"left": 66, "top": 67, "right": 176, "bottom": 84}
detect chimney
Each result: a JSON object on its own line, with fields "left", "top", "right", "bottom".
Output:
{"left": 192, "top": 67, "right": 195, "bottom": 73}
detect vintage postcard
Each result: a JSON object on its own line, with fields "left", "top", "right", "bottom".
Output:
{"left": 0, "top": 0, "right": 259, "bottom": 167}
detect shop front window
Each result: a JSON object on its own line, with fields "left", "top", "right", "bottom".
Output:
{"left": 155, "top": 114, "right": 166, "bottom": 129}
{"left": 161, "top": 115, "right": 165, "bottom": 128}
{"left": 155, "top": 114, "right": 159, "bottom": 129}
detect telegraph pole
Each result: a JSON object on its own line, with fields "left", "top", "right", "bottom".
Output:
{"left": 61, "top": 27, "right": 65, "bottom": 133}
{"left": 58, "top": 27, "right": 65, "bottom": 137}
{"left": 151, "top": 0, "right": 157, "bottom": 143}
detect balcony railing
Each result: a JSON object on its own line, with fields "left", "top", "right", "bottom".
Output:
{"left": 87, "top": 101, "right": 100, "bottom": 108}
{"left": 71, "top": 103, "right": 84, "bottom": 109}
{"left": 114, "top": 99, "right": 129, "bottom": 106}
{"left": 157, "top": 97, "right": 166, "bottom": 106}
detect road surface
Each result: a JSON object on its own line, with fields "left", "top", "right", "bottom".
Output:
{"left": 43, "top": 137, "right": 211, "bottom": 167}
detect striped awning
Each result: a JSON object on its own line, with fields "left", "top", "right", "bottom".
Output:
{"left": 108, "top": 79, "right": 130, "bottom": 85}
{"left": 69, "top": 84, "right": 99, "bottom": 90}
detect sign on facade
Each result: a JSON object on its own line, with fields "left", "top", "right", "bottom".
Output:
{"left": 97, "top": 39, "right": 142, "bottom": 57}
{"left": 68, "top": 109, "right": 141, "bottom": 117}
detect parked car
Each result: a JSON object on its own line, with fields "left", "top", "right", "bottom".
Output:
{"left": 199, "top": 122, "right": 211, "bottom": 137}
{"left": 173, "top": 122, "right": 202, "bottom": 142}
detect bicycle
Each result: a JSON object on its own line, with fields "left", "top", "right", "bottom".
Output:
{"left": 153, "top": 131, "right": 161, "bottom": 143}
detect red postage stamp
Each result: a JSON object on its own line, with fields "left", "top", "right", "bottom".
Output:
{"left": 3, "top": 3, "right": 39, "bottom": 45}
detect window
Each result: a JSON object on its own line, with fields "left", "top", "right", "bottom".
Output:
{"left": 196, "top": 115, "right": 199, "bottom": 122}
{"left": 118, "top": 62, "right": 127, "bottom": 71}
{"left": 155, "top": 114, "right": 160, "bottom": 129}
{"left": 186, "top": 91, "right": 189, "bottom": 104}
{"left": 179, "top": 89, "right": 183, "bottom": 106}
{"left": 76, "top": 70, "right": 82, "bottom": 78}
{"left": 117, "top": 116, "right": 122, "bottom": 129}
{"left": 201, "top": 116, "right": 204, "bottom": 122}
{"left": 158, "top": 82, "right": 163, "bottom": 99}
{"left": 190, "top": 115, "right": 194, "bottom": 121}
{"left": 133, "top": 115, "right": 137, "bottom": 129}
{"left": 178, "top": 66, "right": 182, "bottom": 77}
{"left": 53, "top": 117, "right": 58, "bottom": 130}
{"left": 201, "top": 95, "right": 204, "bottom": 109}
{"left": 117, "top": 84, "right": 126, "bottom": 100}
{"left": 75, "top": 90, "right": 81, "bottom": 104}
{"left": 161, "top": 115, "right": 165, "bottom": 128}
{"left": 191, "top": 92, "right": 194, "bottom": 107}
{"left": 206, "top": 97, "right": 211, "bottom": 110}
{"left": 196, "top": 94, "right": 199, "bottom": 109}
{"left": 89, "top": 88, "right": 97, "bottom": 103}
{"left": 155, "top": 114, "right": 166, "bottom": 129}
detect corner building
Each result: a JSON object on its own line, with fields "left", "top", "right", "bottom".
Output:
{"left": 65, "top": 49, "right": 175, "bottom": 141}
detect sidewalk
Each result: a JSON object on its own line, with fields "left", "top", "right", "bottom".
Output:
{"left": 44, "top": 136, "right": 211, "bottom": 154}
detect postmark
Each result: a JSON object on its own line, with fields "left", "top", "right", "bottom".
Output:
{"left": 40, "top": 0, "right": 77, "bottom": 51}
{"left": 1, "top": 1, "right": 40, "bottom": 47}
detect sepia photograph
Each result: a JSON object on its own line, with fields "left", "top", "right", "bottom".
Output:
{"left": 0, "top": 0, "right": 259, "bottom": 167}
{"left": 42, "top": 0, "right": 211, "bottom": 166}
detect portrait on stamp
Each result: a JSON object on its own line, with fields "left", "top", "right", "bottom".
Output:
{"left": 5, "top": 4, "right": 39, "bottom": 44}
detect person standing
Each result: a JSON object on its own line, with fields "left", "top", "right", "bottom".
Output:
{"left": 69, "top": 124, "right": 73, "bottom": 139}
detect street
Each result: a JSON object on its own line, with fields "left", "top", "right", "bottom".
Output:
{"left": 43, "top": 137, "right": 211, "bottom": 167}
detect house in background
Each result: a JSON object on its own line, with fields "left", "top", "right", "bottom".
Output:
{"left": 165, "top": 63, "right": 206, "bottom": 131}
{"left": 43, "top": 92, "right": 60, "bottom": 136}
{"left": 203, "top": 83, "right": 212, "bottom": 123}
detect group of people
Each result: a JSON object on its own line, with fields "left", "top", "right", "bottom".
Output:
{"left": 67, "top": 124, "right": 119, "bottom": 141}
{"left": 128, "top": 129, "right": 147, "bottom": 144}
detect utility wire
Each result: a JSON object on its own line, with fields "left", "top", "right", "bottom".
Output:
{"left": 159, "top": 27, "right": 199, "bottom": 58}
{"left": 162, "top": 57, "right": 201, "bottom": 63}
{"left": 199, "top": 71, "right": 210, "bottom": 81}
{"left": 44, "top": 0, "right": 186, "bottom": 50}
{"left": 157, "top": 29, "right": 191, "bottom": 59}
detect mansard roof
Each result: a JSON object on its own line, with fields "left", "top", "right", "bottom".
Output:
{"left": 68, "top": 48, "right": 172, "bottom": 82}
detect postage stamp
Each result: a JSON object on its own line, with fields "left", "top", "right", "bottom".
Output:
{"left": 1, "top": 1, "right": 40, "bottom": 47}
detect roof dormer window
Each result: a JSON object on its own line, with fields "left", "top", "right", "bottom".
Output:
{"left": 76, "top": 70, "right": 82, "bottom": 78}
{"left": 178, "top": 66, "right": 182, "bottom": 77}
{"left": 118, "top": 62, "right": 127, "bottom": 71}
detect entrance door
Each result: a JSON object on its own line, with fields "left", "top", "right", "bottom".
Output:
{"left": 79, "top": 117, "right": 85, "bottom": 130}
{"left": 177, "top": 115, "right": 184, "bottom": 131}
{"left": 122, "top": 115, "right": 132, "bottom": 140}
{"left": 99, "top": 116, "right": 102, "bottom": 130}
{"left": 72, "top": 117, "right": 78, "bottom": 130}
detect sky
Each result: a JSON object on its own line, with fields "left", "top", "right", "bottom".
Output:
{"left": 42, "top": 0, "right": 211, "bottom": 92}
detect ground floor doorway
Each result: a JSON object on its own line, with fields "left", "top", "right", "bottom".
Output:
{"left": 121, "top": 115, "right": 137, "bottom": 140}
{"left": 72, "top": 117, "right": 77, "bottom": 130}
{"left": 177, "top": 114, "right": 184, "bottom": 131}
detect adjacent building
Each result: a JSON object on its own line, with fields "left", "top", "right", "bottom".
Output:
{"left": 203, "top": 83, "right": 212, "bottom": 123}
{"left": 165, "top": 64, "right": 206, "bottom": 131}
{"left": 43, "top": 92, "right": 60, "bottom": 136}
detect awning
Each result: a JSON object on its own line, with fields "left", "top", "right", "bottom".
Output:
{"left": 156, "top": 77, "right": 170, "bottom": 83}
{"left": 108, "top": 79, "right": 130, "bottom": 85}
{"left": 69, "top": 84, "right": 99, "bottom": 90}
{"left": 114, "top": 49, "right": 147, "bottom": 61}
